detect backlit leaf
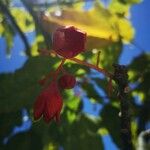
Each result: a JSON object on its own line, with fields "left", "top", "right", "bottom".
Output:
{"left": 42, "top": 2, "right": 134, "bottom": 49}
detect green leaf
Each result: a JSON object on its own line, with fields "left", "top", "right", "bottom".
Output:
{"left": 2, "top": 130, "right": 43, "bottom": 150}
{"left": 118, "top": 0, "right": 142, "bottom": 4}
{"left": 0, "top": 14, "right": 15, "bottom": 55}
{"left": 42, "top": 2, "right": 134, "bottom": 50}
{"left": 81, "top": 79, "right": 105, "bottom": 103}
{"left": 64, "top": 90, "right": 81, "bottom": 111}
{"left": 0, "top": 56, "right": 60, "bottom": 113}
{"left": 129, "top": 54, "right": 150, "bottom": 93}
{"left": 101, "top": 104, "right": 121, "bottom": 148}
{"left": 60, "top": 114, "right": 103, "bottom": 150}
{"left": 0, "top": 111, "right": 22, "bottom": 147}
{"left": 11, "top": 7, "right": 35, "bottom": 32}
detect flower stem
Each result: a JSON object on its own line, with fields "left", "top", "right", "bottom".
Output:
{"left": 40, "top": 58, "right": 66, "bottom": 87}
{"left": 96, "top": 51, "right": 101, "bottom": 67}
{"left": 69, "top": 57, "right": 112, "bottom": 78}
{"left": 42, "top": 49, "right": 112, "bottom": 78}
{"left": 54, "top": 58, "right": 66, "bottom": 79}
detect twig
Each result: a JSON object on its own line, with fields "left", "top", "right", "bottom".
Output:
{"left": 21, "top": 0, "right": 51, "bottom": 49}
{"left": 39, "top": 58, "right": 66, "bottom": 87}
{"left": 96, "top": 51, "right": 101, "bottom": 67}
{"left": 0, "top": 1, "right": 31, "bottom": 56}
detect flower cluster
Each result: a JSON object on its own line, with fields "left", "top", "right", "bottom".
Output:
{"left": 33, "top": 26, "right": 87, "bottom": 123}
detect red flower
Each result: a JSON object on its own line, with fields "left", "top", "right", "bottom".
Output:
{"left": 59, "top": 74, "right": 76, "bottom": 89}
{"left": 33, "top": 81, "right": 63, "bottom": 123}
{"left": 52, "top": 26, "right": 87, "bottom": 58}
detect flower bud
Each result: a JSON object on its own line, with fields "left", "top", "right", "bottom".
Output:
{"left": 59, "top": 74, "right": 76, "bottom": 89}
{"left": 33, "top": 81, "right": 63, "bottom": 123}
{"left": 52, "top": 26, "right": 86, "bottom": 58}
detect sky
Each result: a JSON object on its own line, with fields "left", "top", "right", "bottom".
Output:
{"left": 119, "top": 0, "right": 150, "bottom": 65}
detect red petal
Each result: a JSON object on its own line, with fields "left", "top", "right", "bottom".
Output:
{"left": 34, "top": 81, "right": 63, "bottom": 124}
{"left": 43, "top": 82, "right": 63, "bottom": 123}
{"left": 33, "top": 94, "right": 45, "bottom": 120}
{"left": 44, "top": 95, "right": 63, "bottom": 123}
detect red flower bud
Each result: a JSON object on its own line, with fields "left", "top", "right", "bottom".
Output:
{"left": 33, "top": 81, "right": 63, "bottom": 123}
{"left": 59, "top": 74, "right": 76, "bottom": 89}
{"left": 52, "top": 26, "right": 87, "bottom": 58}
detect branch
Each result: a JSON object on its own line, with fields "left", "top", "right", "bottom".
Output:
{"left": 112, "top": 64, "right": 133, "bottom": 150}
{"left": 21, "top": 0, "right": 51, "bottom": 49}
{"left": 0, "top": 1, "right": 31, "bottom": 56}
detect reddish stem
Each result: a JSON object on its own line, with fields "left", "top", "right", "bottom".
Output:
{"left": 96, "top": 51, "right": 101, "bottom": 67}
{"left": 53, "top": 58, "right": 66, "bottom": 80}
{"left": 49, "top": 50, "right": 112, "bottom": 78}
{"left": 39, "top": 58, "right": 66, "bottom": 87}
{"left": 61, "top": 66, "right": 67, "bottom": 74}
{"left": 69, "top": 57, "right": 112, "bottom": 78}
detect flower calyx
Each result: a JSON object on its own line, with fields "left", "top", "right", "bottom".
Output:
{"left": 52, "top": 25, "right": 87, "bottom": 58}
{"left": 59, "top": 73, "right": 76, "bottom": 89}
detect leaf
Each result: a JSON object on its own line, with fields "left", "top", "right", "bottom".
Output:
{"left": 63, "top": 62, "right": 89, "bottom": 77}
{"left": 3, "top": 28, "right": 14, "bottom": 55}
{"left": 59, "top": 114, "right": 104, "bottom": 150}
{"left": 31, "top": 34, "right": 45, "bottom": 56}
{"left": 81, "top": 78, "right": 104, "bottom": 103}
{"left": 129, "top": 54, "right": 150, "bottom": 93}
{"left": 42, "top": 2, "right": 134, "bottom": 50}
{"left": 101, "top": 104, "right": 121, "bottom": 148}
{"left": 0, "top": 111, "right": 22, "bottom": 147}
{"left": 109, "top": 0, "right": 131, "bottom": 15}
{"left": 0, "top": 56, "right": 60, "bottom": 113}
{"left": 64, "top": 90, "right": 81, "bottom": 111}
{"left": 11, "top": 7, "right": 35, "bottom": 32}
{"left": 118, "top": 0, "right": 141, "bottom": 5}
{"left": 117, "top": 18, "right": 134, "bottom": 43}
{"left": 0, "top": 16, "right": 4, "bottom": 34}
{"left": 2, "top": 131, "right": 43, "bottom": 150}
{"left": 0, "top": 14, "right": 15, "bottom": 55}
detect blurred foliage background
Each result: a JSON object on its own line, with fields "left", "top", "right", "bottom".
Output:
{"left": 0, "top": 0, "right": 150, "bottom": 150}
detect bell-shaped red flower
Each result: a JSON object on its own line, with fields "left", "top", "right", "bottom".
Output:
{"left": 33, "top": 81, "right": 63, "bottom": 123}
{"left": 52, "top": 26, "right": 87, "bottom": 58}
{"left": 58, "top": 74, "right": 76, "bottom": 89}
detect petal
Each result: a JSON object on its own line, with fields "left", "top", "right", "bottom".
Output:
{"left": 33, "top": 86, "right": 50, "bottom": 121}
{"left": 43, "top": 98, "right": 55, "bottom": 123}
{"left": 33, "top": 94, "right": 45, "bottom": 120}
{"left": 44, "top": 95, "right": 62, "bottom": 123}
{"left": 43, "top": 110, "right": 53, "bottom": 123}
{"left": 39, "top": 81, "right": 63, "bottom": 123}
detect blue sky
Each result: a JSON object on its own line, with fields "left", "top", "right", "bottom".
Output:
{"left": 119, "top": 0, "right": 150, "bottom": 65}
